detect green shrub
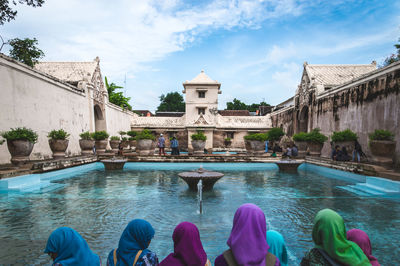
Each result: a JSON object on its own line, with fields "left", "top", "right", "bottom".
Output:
{"left": 136, "top": 129, "right": 156, "bottom": 140}
{"left": 128, "top": 137, "right": 135, "bottom": 141}
{"left": 224, "top": 137, "right": 232, "bottom": 142}
{"left": 127, "top": 131, "right": 138, "bottom": 137}
{"left": 244, "top": 133, "right": 268, "bottom": 141}
{"left": 369, "top": 129, "right": 394, "bottom": 141}
{"left": 121, "top": 137, "right": 128, "bottom": 141}
{"left": 305, "top": 128, "right": 328, "bottom": 144}
{"left": 2, "top": 127, "right": 38, "bottom": 143}
{"left": 119, "top": 131, "right": 126, "bottom": 136}
{"left": 331, "top": 129, "right": 357, "bottom": 142}
{"left": 267, "top": 128, "right": 284, "bottom": 141}
{"left": 110, "top": 136, "right": 120, "bottom": 141}
{"left": 48, "top": 129, "right": 69, "bottom": 140}
{"left": 80, "top": 131, "right": 93, "bottom": 140}
{"left": 191, "top": 131, "right": 207, "bottom": 141}
{"left": 91, "top": 131, "right": 109, "bottom": 140}
{"left": 292, "top": 132, "right": 308, "bottom": 141}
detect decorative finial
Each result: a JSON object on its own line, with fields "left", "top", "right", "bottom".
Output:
{"left": 94, "top": 56, "right": 100, "bottom": 62}
{"left": 201, "top": 69, "right": 204, "bottom": 73}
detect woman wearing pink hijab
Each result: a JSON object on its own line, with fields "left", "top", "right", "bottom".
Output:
{"left": 214, "top": 203, "right": 280, "bottom": 266}
{"left": 347, "top": 229, "right": 380, "bottom": 266}
{"left": 160, "top": 221, "right": 211, "bottom": 266}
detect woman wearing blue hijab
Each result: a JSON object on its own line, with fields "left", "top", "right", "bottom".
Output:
{"left": 107, "top": 219, "right": 159, "bottom": 266}
{"left": 267, "top": 230, "right": 288, "bottom": 266}
{"left": 44, "top": 227, "right": 100, "bottom": 266}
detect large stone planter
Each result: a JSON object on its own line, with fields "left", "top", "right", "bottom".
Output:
{"left": 49, "top": 139, "right": 69, "bottom": 158}
{"left": 369, "top": 140, "right": 396, "bottom": 165}
{"left": 95, "top": 140, "right": 108, "bottom": 154}
{"left": 79, "top": 139, "right": 95, "bottom": 155}
{"left": 334, "top": 141, "right": 355, "bottom": 155}
{"left": 137, "top": 139, "right": 153, "bottom": 155}
{"left": 192, "top": 140, "right": 206, "bottom": 155}
{"left": 246, "top": 140, "right": 265, "bottom": 155}
{"left": 109, "top": 140, "right": 120, "bottom": 154}
{"left": 7, "top": 139, "right": 34, "bottom": 165}
{"left": 307, "top": 141, "right": 323, "bottom": 157}
{"left": 294, "top": 140, "right": 307, "bottom": 158}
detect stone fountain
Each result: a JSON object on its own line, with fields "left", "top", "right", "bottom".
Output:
{"left": 178, "top": 167, "right": 224, "bottom": 191}
{"left": 101, "top": 157, "right": 127, "bottom": 170}
{"left": 275, "top": 159, "right": 303, "bottom": 172}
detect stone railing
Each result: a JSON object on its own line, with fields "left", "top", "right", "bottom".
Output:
{"left": 217, "top": 114, "right": 271, "bottom": 129}
{"left": 131, "top": 116, "right": 185, "bottom": 128}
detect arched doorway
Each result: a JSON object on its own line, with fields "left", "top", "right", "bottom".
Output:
{"left": 94, "top": 104, "right": 106, "bottom": 132}
{"left": 298, "top": 106, "right": 309, "bottom": 133}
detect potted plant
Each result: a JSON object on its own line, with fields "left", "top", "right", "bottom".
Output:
{"left": 110, "top": 136, "right": 120, "bottom": 154}
{"left": 244, "top": 132, "right": 268, "bottom": 155}
{"left": 127, "top": 131, "right": 137, "bottom": 150}
{"left": 191, "top": 131, "right": 207, "bottom": 155}
{"left": 292, "top": 132, "right": 308, "bottom": 157}
{"left": 135, "top": 129, "right": 156, "bottom": 155}
{"left": 331, "top": 129, "right": 357, "bottom": 155}
{"left": 48, "top": 129, "right": 70, "bottom": 158}
{"left": 224, "top": 137, "right": 232, "bottom": 148}
{"left": 2, "top": 127, "right": 38, "bottom": 165}
{"left": 79, "top": 131, "right": 95, "bottom": 155}
{"left": 305, "top": 128, "right": 327, "bottom": 157}
{"left": 92, "top": 131, "right": 109, "bottom": 154}
{"left": 369, "top": 129, "right": 396, "bottom": 165}
{"left": 119, "top": 131, "right": 129, "bottom": 149}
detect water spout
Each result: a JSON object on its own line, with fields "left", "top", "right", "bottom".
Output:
{"left": 197, "top": 179, "right": 203, "bottom": 214}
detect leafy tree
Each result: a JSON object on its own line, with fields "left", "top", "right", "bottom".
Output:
{"left": 105, "top": 76, "right": 132, "bottom": 111}
{"left": 226, "top": 98, "right": 270, "bottom": 112}
{"left": 382, "top": 37, "right": 400, "bottom": 67}
{"left": 157, "top": 92, "right": 185, "bottom": 112}
{"left": 0, "top": 0, "right": 45, "bottom": 25}
{"left": 8, "top": 38, "right": 44, "bottom": 67}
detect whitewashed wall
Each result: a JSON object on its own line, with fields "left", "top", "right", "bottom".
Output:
{"left": 0, "top": 55, "right": 133, "bottom": 164}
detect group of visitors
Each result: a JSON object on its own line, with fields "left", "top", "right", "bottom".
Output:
{"left": 157, "top": 134, "right": 180, "bottom": 156}
{"left": 331, "top": 140, "right": 365, "bottom": 162}
{"left": 44, "top": 204, "right": 379, "bottom": 266}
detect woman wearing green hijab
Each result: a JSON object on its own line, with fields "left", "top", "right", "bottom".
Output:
{"left": 301, "top": 209, "right": 371, "bottom": 266}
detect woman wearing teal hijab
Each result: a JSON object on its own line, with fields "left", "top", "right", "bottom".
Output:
{"left": 267, "top": 230, "right": 288, "bottom": 266}
{"left": 44, "top": 227, "right": 100, "bottom": 266}
{"left": 301, "top": 209, "right": 371, "bottom": 266}
{"left": 107, "top": 219, "right": 159, "bottom": 266}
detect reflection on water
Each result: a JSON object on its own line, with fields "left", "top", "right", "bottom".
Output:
{"left": 0, "top": 164, "right": 399, "bottom": 265}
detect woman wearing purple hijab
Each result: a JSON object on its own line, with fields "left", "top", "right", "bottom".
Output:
{"left": 347, "top": 229, "right": 380, "bottom": 266}
{"left": 160, "top": 222, "right": 211, "bottom": 266}
{"left": 214, "top": 203, "right": 280, "bottom": 266}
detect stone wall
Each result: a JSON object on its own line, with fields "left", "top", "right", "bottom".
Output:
{"left": 0, "top": 55, "right": 133, "bottom": 164}
{"left": 271, "top": 61, "right": 400, "bottom": 167}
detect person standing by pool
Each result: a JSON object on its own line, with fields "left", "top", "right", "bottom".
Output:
{"left": 160, "top": 221, "right": 211, "bottom": 266}
{"left": 214, "top": 203, "right": 280, "bottom": 266}
{"left": 347, "top": 229, "right": 380, "bottom": 266}
{"left": 265, "top": 140, "right": 269, "bottom": 153}
{"left": 267, "top": 230, "right": 288, "bottom": 266}
{"left": 300, "top": 209, "right": 370, "bottom": 266}
{"left": 107, "top": 219, "right": 159, "bottom": 266}
{"left": 44, "top": 227, "right": 100, "bottom": 266}
{"left": 170, "top": 136, "right": 179, "bottom": 156}
{"left": 158, "top": 134, "right": 166, "bottom": 156}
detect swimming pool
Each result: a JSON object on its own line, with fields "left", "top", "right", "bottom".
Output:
{"left": 0, "top": 162, "right": 399, "bottom": 264}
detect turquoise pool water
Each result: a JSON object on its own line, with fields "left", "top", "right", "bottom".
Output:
{"left": 0, "top": 162, "right": 399, "bottom": 265}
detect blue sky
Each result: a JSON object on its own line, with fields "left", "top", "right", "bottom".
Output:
{"left": 1, "top": 0, "right": 399, "bottom": 112}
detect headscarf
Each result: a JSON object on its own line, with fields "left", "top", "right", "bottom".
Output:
{"left": 108, "top": 219, "right": 155, "bottom": 266}
{"left": 267, "top": 230, "right": 288, "bottom": 266}
{"left": 227, "top": 203, "right": 269, "bottom": 266}
{"left": 160, "top": 221, "right": 207, "bottom": 266}
{"left": 44, "top": 227, "right": 100, "bottom": 266}
{"left": 347, "top": 229, "right": 380, "bottom": 266}
{"left": 312, "top": 209, "right": 371, "bottom": 266}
